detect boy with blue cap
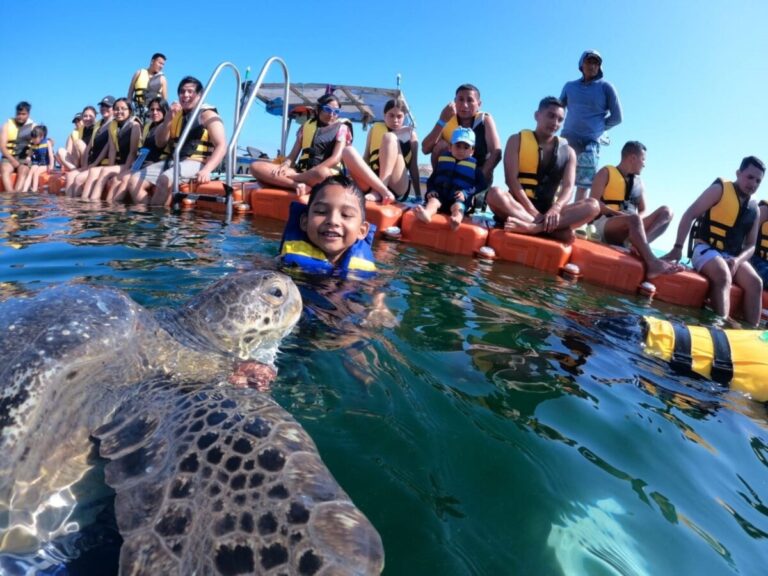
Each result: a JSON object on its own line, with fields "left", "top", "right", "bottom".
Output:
{"left": 414, "top": 126, "right": 487, "bottom": 230}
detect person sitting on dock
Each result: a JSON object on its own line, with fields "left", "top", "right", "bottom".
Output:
{"left": 250, "top": 94, "right": 354, "bottom": 196}
{"left": 589, "top": 141, "right": 682, "bottom": 278}
{"left": 17, "top": 125, "right": 54, "bottom": 193}
{"left": 56, "top": 110, "right": 92, "bottom": 172}
{"left": 420, "top": 83, "right": 501, "bottom": 206}
{"left": 414, "top": 127, "right": 486, "bottom": 230}
{"left": 662, "top": 156, "right": 764, "bottom": 326}
{"left": 65, "top": 96, "right": 114, "bottom": 197}
{"left": 486, "top": 96, "right": 600, "bottom": 243}
{"left": 128, "top": 76, "right": 227, "bottom": 207}
{"left": 1, "top": 101, "right": 35, "bottom": 192}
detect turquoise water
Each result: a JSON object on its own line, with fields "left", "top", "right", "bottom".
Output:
{"left": 2, "top": 193, "right": 767, "bottom": 575}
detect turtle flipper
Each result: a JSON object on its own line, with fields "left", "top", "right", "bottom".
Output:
{"left": 93, "top": 377, "right": 384, "bottom": 575}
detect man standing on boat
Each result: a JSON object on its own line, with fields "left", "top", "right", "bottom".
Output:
{"left": 486, "top": 96, "right": 600, "bottom": 243}
{"left": 0, "top": 101, "right": 35, "bottom": 192}
{"left": 589, "top": 141, "right": 682, "bottom": 278}
{"left": 128, "top": 76, "right": 227, "bottom": 207}
{"left": 662, "top": 156, "right": 764, "bottom": 326}
{"left": 560, "top": 50, "right": 623, "bottom": 202}
{"left": 127, "top": 53, "right": 168, "bottom": 121}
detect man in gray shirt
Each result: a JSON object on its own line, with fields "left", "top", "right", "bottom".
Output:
{"left": 560, "top": 50, "right": 623, "bottom": 201}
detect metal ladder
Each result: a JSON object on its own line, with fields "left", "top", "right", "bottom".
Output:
{"left": 171, "top": 57, "right": 290, "bottom": 222}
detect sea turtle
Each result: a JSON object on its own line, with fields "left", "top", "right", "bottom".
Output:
{"left": 0, "top": 271, "right": 384, "bottom": 575}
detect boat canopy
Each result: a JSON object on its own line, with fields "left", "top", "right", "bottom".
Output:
{"left": 255, "top": 83, "right": 416, "bottom": 129}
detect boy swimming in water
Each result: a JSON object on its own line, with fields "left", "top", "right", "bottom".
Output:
{"left": 279, "top": 174, "right": 376, "bottom": 275}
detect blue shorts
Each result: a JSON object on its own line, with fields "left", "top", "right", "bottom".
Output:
{"left": 575, "top": 141, "right": 600, "bottom": 189}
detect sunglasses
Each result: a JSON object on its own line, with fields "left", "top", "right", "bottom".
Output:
{"left": 320, "top": 104, "right": 341, "bottom": 116}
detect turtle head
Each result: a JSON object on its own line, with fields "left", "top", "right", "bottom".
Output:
{"left": 178, "top": 271, "right": 302, "bottom": 361}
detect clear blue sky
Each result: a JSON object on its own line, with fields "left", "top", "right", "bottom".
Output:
{"left": 2, "top": 0, "right": 767, "bottom": 250}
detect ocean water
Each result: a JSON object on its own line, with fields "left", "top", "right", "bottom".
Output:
{"left": 1, "top": 192, "right": 767, "bottom": 576}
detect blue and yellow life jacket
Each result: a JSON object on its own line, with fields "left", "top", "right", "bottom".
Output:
{"left": 29, "top": 138, "right": 50, "bottom": 166}
{"left": 296, "top": 118, "right": 353, "bottom": 173}
{"left": 440, "top": 113, "right": 488, "bottom": 168}
{"left": 170, "top": 106, "right": 217, "bottom": 162}
{"left": 279, "top": 201, "right": 376, "bottom": 278}
{"left": 603, "top": 165, "right": 641, "bottom": 213}
{"left": 367, "top": 121, "right": 412, "bottom": 173}
{"left": 692, "top": 179, "right": 757, "bottom": 256}
{"left": 518, "top": 129, "right": 570, "bottom": 213}
{"left": 432, "top": 153, "right": 478, "bottom": 196}
{"left": 3, "top": 118, "right": 34, "bottom": 159}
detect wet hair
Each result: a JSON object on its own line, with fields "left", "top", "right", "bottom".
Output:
{"left": 113, "top": 98, "right": 133, "bottom": 115}
{"left": 621, "top": 141, "right": 647, "bottom": 158}
{"left": 308, "top": 174, "right": 366, "bottom": 219}
{"left": 739, "top": 156, "right": 765, "bottom": 174}
{"left": 537, "top": 96, "right": 565, "bottom": 111}
{"left": 31, "top": 125, "right": 47, "bottom": 139}
{"left": 81, "top": 105, "right": 97, "bottom": 116}
{"left": 148, "top": 96, "right": 169, "bottom": 116}
{"left": 383, "top": 98, "right": 409, "bottom": 115}
{"left": 455, "top": 84, "right": 480, "bottom": 98}
{"left": 177, "top": 76, "right": 203, "bottom": 95}
{"left": 16, "top": 101, "right": 31, "bottom": 113}
{"left": 151, "top": 52, "right": 166, "bottom": 61}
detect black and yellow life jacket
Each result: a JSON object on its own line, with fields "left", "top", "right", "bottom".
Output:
{"left": 602, "top": 165, "right": 641, "bottom": 213}
{"left": 141, "top": 121, "right": 169, "bottom": 164}
{"left": 642, "top": 316, "right": 768, "bottom": 401}
{"left": 296, "top": 118, "right": 352, "bottom": 173}
{"left": 108, "top": 119, "right": 137, "bottom": 165}
{"left": 517, "top": 129, "right": 570, "bottom": 214}
{"left": 441, "top": 113, "right": 488, "bottom": 168}
{"left": 170, "top": 106, "right": 217, "bottom": 162}
{"left": 367, "top": 122, "right": 412, "bottom": 173}
{"left": 754, "top": 200, "right": 768, "bottom": 261}
{"left": 87, "top": 119, "right": 112, "bottom": 166}
{"left": 692, "top": 179, "right": 757, "bottom": 256}
{"left": 132, "top": 69, "right": 165, "bottom": 107}
{"left": 3, "top": 118, "right": 34, "bottom": 158}
{"left": 432, "top": 153, "right": 478, "bottom": 195}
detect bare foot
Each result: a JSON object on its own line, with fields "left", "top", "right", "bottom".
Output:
{"left": 450, "top": 211, "right": 463, "bottom": 230}
{"left": 295, "top": 183, "right": 309, "bottom": 196}
{"left": 646, "top": 258, "right": 685, "bottom": 279}
{"left": 413, "top": 205, "right": 432, "bottom": 223}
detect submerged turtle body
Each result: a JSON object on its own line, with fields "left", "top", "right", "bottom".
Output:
{"left": 0, "top": 271, "right": 384, "bottom": 575}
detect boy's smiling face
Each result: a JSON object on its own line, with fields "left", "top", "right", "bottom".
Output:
{"left": 300, "top": 184, "right": 370, "bottom": 264}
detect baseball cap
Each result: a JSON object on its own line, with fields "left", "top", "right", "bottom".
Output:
{"left": 72, "top": 113, "right": 82, "bottom": 123}
{"left": 99, "top": 95, "right": 115, "bottom": 108}
{"left": 451, "top": 126, "right": 475, "bottom": 147}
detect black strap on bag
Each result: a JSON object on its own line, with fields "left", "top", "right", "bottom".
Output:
{"left": 708, "top": 327, "right": 734, "bottom": 385}
{"left": 670, "top": 322, "right": 693, "bottom": 374}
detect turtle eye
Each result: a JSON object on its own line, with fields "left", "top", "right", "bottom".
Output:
{"left": 267, "top": 286, "right": 283, "bottom": 299}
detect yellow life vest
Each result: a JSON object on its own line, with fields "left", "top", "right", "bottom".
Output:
{"left": 108, "top": 120, "right": 138, "bottom": 165}
{"left": 296, "top": 118, "right": 351, "bottom": 173}
{"left": 440, "top": 114, "right": 483, "bottom": 143}
{"left": 602, "top": 165, "right": 640, "bottom": 213}
{"left": 367, "top": 122, "right": 412, "bottom": 173}
{"left": 518, "top": 129, "right": 540, "bottom": 198}
{"left": 643, "top": 316, "right": 768, "bottom": 401}
{"left": 133, "top": 68, "right": 150, "bottom": 106}
{"left": 170, "top": 106, "right": 216, "bottom": 162}
{"left": 72, "top": 128, "right": 81, "bottom": 142}
{"left": 4, "top": 118, "right": 33, "bottom": 157}
{"left": 693, "top": 179, "right": 757, "bottom": 255}
{"left": 88, "top": 119, "right": 112, "bottom": 166}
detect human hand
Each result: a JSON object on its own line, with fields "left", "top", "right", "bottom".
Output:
{"left": 439, "top": 102, "right": 456, "bottom": 122}
{"left": 169, "top": 102, "right": 182, "bottom": 118}
{"left": 661, "top": 246, "right": 682, "bottom": 262}
{"left": 453, "top": 190, "right": 466, "bottom": 202}
{"left": 195, "top": 168, "right": 211, "bottom": 184}
{"left": 544, "top": 205, "right": 561, "bottom": 232}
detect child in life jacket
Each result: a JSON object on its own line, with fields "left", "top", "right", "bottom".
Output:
{"left": 19, "top": 125, "right": 53, "bottom": 192}
{"left": 414, "top": 126, "right": 487, "bottom": 230}
{"left": 279, "top": 174, "right": 376, "bottom": 277}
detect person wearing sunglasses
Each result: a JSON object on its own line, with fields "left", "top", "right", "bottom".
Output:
{"left": 249, "top": 94, "right": 354, "bottom": 196}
